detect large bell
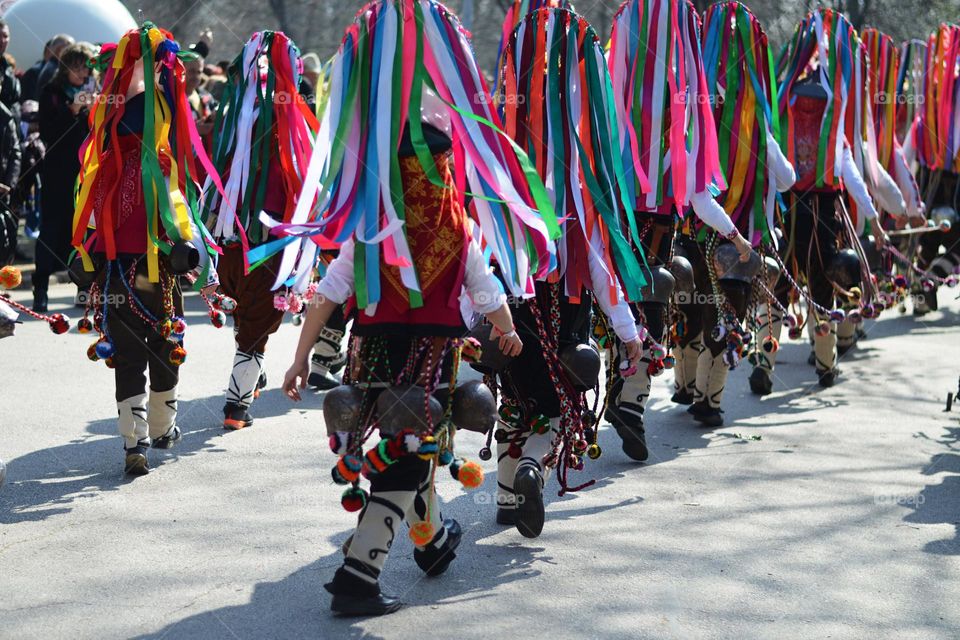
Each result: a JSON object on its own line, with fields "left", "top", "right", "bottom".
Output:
{"left": 375, "top": 384, "right": 444, "bottom": 436}
{"left": 668, "top": 254, "right": 695, "bottom": 296}
{"left": 451, "top": 380, "right": 497, "bottom": 434}
{"left": 168, "top": 241, "right": 200, "bottom": 275}
{"left": 465, "top": 322, "right": 513, "bottom": 372}
{"left": 639, "top": 265, "right": 676, "bottom": 304}
{"left": 713, "top": 243, "right": 762, "bottom": 283}
{"left": 825, "top": 248, "right": 862, "bottom": 289}
{"left": 559, "top": 342, "right": 602, "bottom": 391}
{"left": 322, "top": 384, "right": 365, "bottom": 436}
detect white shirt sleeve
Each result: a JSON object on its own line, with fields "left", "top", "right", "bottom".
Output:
{"left": 892, "top": 145, "right": 925, "bottom": 219}
{"left": 462, "top": 238, "right": 506, "bottom": 314}
{"left": 766, "top": 132, "right": 796, "bottom": 192}
{"left": 316, "top": 239, "right": 356, "bottom": 305}
{"left": 841, "top": 144, "right": 880, "bottom": 220}
{"left": 585, "top": 230, "right": 639, "bottom": 343}
{"left": 690, "top": 190, "right": 737, "bottom": 237}
{"left": 868, "top": 161, "right": 907, "bottom": 216}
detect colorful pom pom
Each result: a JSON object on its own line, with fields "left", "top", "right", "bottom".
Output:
{"left": 662, "top": 355, "right": 676, "bottom": 370}
{"left": 649, "top": 343, "right": 667, "bottom": 360}
{"left": 168, "top": 345, "right": 187, "bottom": 366}
{"left": 77, "top": 318, "right": 94, "bottom": 334}
{"left": 48, "top": 313, "right": 70, "bottom": 335}
{"left": 438, "top": 450, "right": 455, "bottom": 466}
{"left": 209, "top": 309, "right": 226, "bottom": 328}
{"left": 409, "top": 521, "right": 436, "bottom": 546}
{"left": 171, "top": 317, "right": 187, "bottom": 334}
{"left": 273, "top": 294, "right": 289, "bottom": 312}
{"left": 341, "top": 486, "right": 368, "bottom": 512}
{"left": 450, "top": 458, "right": 484, "bottom": 489}
{"left": 0, "top": 265, "right": 21, "bottom": 289}
{"left": 529, "top": 414, "right": 551, "bottom": 435}
{"left": 87, "top": 341, "right": 101, "bottom": 361}
{"left": 762, "top": 336, "right": 780, "bottom": 354}
{"left": 461, "top": 337, "right": 482, "bottom": 363}
{"left": 332, "top": 454, "right": 363, "bottom": 485}
{"left": 814, "top": 321, "right": 831, "bottom": 337}
{"left": 788, "top": 326, "right": 802, "bottom": 340}
{"left": 829, "top": 309, "right": 846, "bottom": 323}
{"left": 95, "top": 339, "right": 115, "bottom": 360}
{"left": 416, "top": 435, "right": 438, "bottom": 460}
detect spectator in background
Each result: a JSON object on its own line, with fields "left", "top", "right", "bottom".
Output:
{"left": 0, "top": 20, "right": 21, "bottom": 126}
{"left": 34, "top": 43, "right": 93, "bottom": 311}
{"left": 34, "top": 34, "right": 74, "bottom": 98}
{"left": 0, "top": 96, "right": 19, "bottom": 266}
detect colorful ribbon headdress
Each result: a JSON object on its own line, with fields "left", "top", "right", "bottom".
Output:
{"left": 702, "top": 1, "right": 781, "bottom": 246}
{"left": 494, "top": 0, "right": 571, "bottom": 94}
{"left": 896, "top": 38, "right": 926, "bottom": 144}
{"left": 72, "top": 22, "right": 221, "bottom": 286}
{"left": 256, "top": 0, "right": 560, "bottom": 305}
{"left": 498, "top": 7, "right": 646, "bottom": 303}
{"left": 203, "top": 31, "right": 319, "bottom": 268}
{"left": 609, "top": 0, "right": 726, "bottom": 213}
{"left": 776, "top": 9, "right": 871, "bottom": 190}
{"left": 914, "top": 23, "right": 960, "bottom": 172}
{"left": 862, "top": 28, "right": 900, "bottom": 172}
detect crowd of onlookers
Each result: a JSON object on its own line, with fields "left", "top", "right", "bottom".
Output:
{"left": 0, "top": 23, "right": 328, "bottom": 312}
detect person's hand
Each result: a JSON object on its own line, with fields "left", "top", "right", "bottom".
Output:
{"left": 732, "top": 233, "right": 753, "bottom": 262}
{"left": 68, "top": 101, "right": 84, "bottom": 116}
{"left": 490, "top": 324, "right": 522, "bottom": 357}
{"left": 282, "top": 358, "right": 310, "bottom": 402}
{"left": 0, "top": 184, "right": 11, "bottom": 196}
{"left": 624, "top": 337, "right": 643, "bottom": 369}
{"left": 874, "top": 227, "right": 889, "bottom": 249}
{"left": 200, "top": 283, "right": 218, "bottom": 297}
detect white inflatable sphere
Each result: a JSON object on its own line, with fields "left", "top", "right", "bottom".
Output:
{"left": 3, "top": 0, "right": 136, "bottom": 69}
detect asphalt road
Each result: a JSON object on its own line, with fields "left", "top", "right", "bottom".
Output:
{"left": 1, "top": 279, "right": 959, "bottom": 639}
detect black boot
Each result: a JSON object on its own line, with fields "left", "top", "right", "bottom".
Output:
{"left": 413, "top": 519, "right": 462, "bottom": 577}
{"left": 495, "top": 506, "right": 517, "bottom": 525}
{"left": 222, "top": 402, "right": 254, "bottom": 430}
{"left": 817, "top": 368, "right": 840, "bottom": 388}
{"left": 124, "top": 442, "right": 150, "bottom": 476}
{"left": 749, "top": 368, "right": 773, "bottom": 396}
{"left": 687, "top": 401, "right": 723, "bottom": 427}
{"left": 605, "top": 403, "right": 649, "bottom": 461}
{"left": 514, "top": 467, "right": 545, "bottom": 538}
{"left": 671, "top": 389, "right": 695, "bottom": 405}
{"left": 32, "top": 282, "right": 47, "bottom": 313}
{"left": 325, "top": 566, "right": 402, "bottom": 617}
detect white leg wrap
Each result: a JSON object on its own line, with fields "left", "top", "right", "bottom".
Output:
{"left": 226, "top": 351, "right": 264, "bottom": 408}
{"left": 118, "top": 393, "right": 149, "bottom": 449}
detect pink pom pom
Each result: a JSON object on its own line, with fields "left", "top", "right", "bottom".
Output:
{"left": 273, "top": 294, "right": 289, "bottom": 312}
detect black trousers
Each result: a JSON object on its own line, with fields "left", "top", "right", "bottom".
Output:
{"left": 773, "top": 192, "right": 842, "bottom": 312}
{"left": 675, "top": 237, "right": 750, "bottom": 357}
{"left": 97, "top": 259, "right": 183, "bottom": 401}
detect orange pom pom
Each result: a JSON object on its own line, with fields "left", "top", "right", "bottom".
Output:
{"left": 457, "top": 460, "right": 484, "bottom": 490}
{"left": 408, "top": 521, "right": 435, "bottom": 547}
{"left": 0, "top": 265, "right": 21, "bottom": 289}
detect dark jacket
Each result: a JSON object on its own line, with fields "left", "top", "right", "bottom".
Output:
{"left": 36, "top": 80, "right": 88, "bottom": 276}
{"left": 0, "top": 56, "right": 21, "bottom": 130}
{"left": 0, "top": 102, "right": 21, "bottom": 194}
{"left": 20, "top": 59, "right": 44, "bottom": 102}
